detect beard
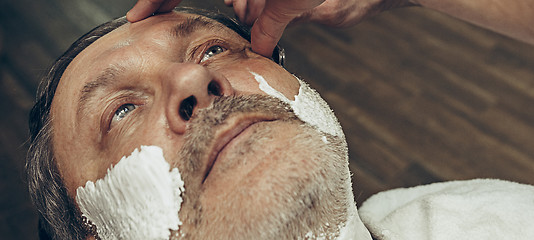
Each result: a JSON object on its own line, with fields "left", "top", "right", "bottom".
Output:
{"left": 172, "top": 95, "right": 353, "bottom": 240}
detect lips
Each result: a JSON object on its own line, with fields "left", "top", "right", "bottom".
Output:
{"left": 202, "top": 115, "right": 275, "bottom": 183}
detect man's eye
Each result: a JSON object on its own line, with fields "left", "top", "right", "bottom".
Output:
{"left": 201, "top": 45, "right": 225, "bottom": 62}
{"left": 112, "top": 103, "right": 136, "bottom": 123}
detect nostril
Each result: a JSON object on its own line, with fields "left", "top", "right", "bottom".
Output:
{"left": 179, "top": 96, "right": 197, "bottom": 121}
{"left": 208, "top": 81, "right": 222, "bottom": 96}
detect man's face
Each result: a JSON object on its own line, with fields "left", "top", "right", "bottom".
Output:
{"left": 51, "top": 11, "right": 352, "bottom": 239}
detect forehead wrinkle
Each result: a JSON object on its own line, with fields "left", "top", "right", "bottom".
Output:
{"left": 171, "top": 16, "right": 225, "bottom": 38}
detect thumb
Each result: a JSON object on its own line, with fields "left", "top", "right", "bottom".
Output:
{"left": 250, "top": 10, "right": 293, "bottom": 57}
{"left": 126, "top": 0, "right": 183, "bottom": 22}
{"left": 127, "top": 0, "right": 166, "bottom": 22}
{"left": 250, "top": 1, "right": 324, "bottom": 57}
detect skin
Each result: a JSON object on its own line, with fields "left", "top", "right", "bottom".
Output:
{"left": 52, "top": 11, "right": 354, "bottom": 239}
{"left": 53, "top": 12, "right": 299, "bottom": 195}
{"left": 128, "top": 0, "right": 533, "bottom": 57}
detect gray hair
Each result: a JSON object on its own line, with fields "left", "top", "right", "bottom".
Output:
{"left": 26, "top": 16, "right": 129, "bottom": 239}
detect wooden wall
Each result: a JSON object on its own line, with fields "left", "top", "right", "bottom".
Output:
{"left": 1, "top": 0, "right": 533, "bottom": 238}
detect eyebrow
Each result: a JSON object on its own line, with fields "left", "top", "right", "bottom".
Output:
{"left": 171, "top": 16, "right": 225, "bottom": 38}
{"left": 77, "top": 65, "right": 124, "bottom": 116}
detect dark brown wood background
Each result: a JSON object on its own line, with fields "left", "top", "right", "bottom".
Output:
{"left": 1, "top": 0, "right": 533, "bottom": 239}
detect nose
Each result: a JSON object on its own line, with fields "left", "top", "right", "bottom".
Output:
{"left": 164, "top": 63, "right": 234, "bottom": 134}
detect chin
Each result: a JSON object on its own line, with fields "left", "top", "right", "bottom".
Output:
{"left": 179, "top": 121, "right": 354, "bottom": 240}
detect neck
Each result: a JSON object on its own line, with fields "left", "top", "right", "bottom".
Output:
{"left": 336, "top": 203, "right": 373, "bottom": 240}
{"left": 297, "top": 200, "right": 373, "bottom": 240}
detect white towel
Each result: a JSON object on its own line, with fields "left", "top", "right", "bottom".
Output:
{"left": 358, "top": 179, "right": 534, "bottom": 240}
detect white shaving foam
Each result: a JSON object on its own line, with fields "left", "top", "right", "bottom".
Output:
{"left": 251, "top": 72, "right": 344, "bottom": 137}
{"left": 252, "top": 71, "right": 371, "bottom": 240}
{"left": 76, "top": 145, "right": 184, "bottom": 240}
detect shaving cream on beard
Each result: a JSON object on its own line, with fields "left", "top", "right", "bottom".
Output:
{"left": 76, "top": 146, "right": 184, "bottom": 240}
{"left": 252, "top": 71, "right": 372, "bottom": 240}
{"left": 251, "top": 72, "right": 344, "bottom": 138}
{"left": 75, "top": 72, "right": 360, "bottom": 239}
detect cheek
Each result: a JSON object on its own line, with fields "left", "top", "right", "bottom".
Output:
{"left": 99, "top": 119, "right": 182, "bottom": 177}
{"left": 75, "top": 145, "right": 185, "bottom": 240}
{"left": 215, "top": 58, "right": 300, "bottom": 100}
{"left": 106, "top": 128, "right": 180, "bottom": 165}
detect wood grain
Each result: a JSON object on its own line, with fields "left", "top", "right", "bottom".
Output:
{"left": 1, "top": 1, "right": 533, "bottom": 238}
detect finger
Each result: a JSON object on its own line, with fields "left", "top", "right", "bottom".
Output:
{"left": 127, "top": 0, "right": 167, "bottom": 22}
{"left": 224, "top": 0, "right": 233, "bottom": 7}
{"left": 244, "top": 0, "right": 265, "bottom": 26}
{"left": 251, "top": 10, "right": 293, "bottom": 57}
{"left": 233, "top": 0, "right": 248, "bottom": 23}
{"left": 158, "top": 0, "right": 184, "bottom": 13}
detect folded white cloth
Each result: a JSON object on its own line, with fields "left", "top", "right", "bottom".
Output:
{"left": 358, "top": 179, "right": 534, "bottom": 240}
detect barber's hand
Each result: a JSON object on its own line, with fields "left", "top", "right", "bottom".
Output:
{"left": 226, "top": 0, "right": 325, "bottom": 57}
{"left": 127, "top": 0, "right": 183, "bottom": 22}
{"left": 227, "top": 0, "right": 413, "bottom": 57}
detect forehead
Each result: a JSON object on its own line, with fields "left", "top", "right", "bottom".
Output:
{"left": 58, "top": 11, "right": 240, "bottom": 92}
{"left": 52, "top": 11, "right": 244, "bottom": 115}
